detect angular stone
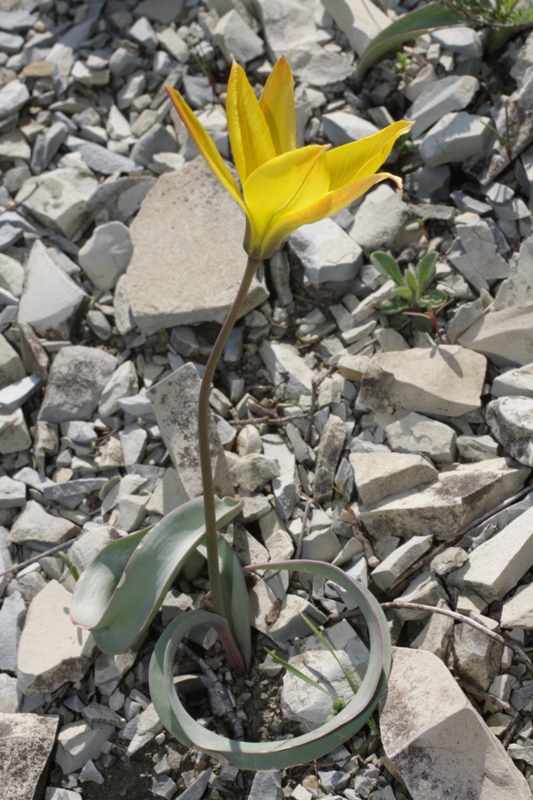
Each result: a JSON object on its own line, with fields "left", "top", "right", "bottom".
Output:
{"left": 420, "top": 112, "right": 492, "bottom": 167}
{"left": 0, "top": 591, "right": 25, "bottom": 672}
{"left": 493, "top": 234, "right": 533, "bottom": 311}
{"left": 262, "top": 433, "right": 299, "bottom": 521}
{"left": 485, "top": 396, "right": 533, "bottom": 467}
{"left": 281, "top": 620, "right": 368, "bottom": 727}
{"left": 130, "top": 123, "right": 178, "bottom": 167}
{"left": 147, "top": 363, "right": 233, "bottom": 500}
{"left": 0, "top": 673, "right": 20, "bottom": 713}
{"left": 371, "top": 535, "right": 433, "bottom": 592}
{"left": 55, "top": 720, "right": 115, "bottom": 773}
{"left": 9, "top": 500, "right": 80, "bottom": 545}
{"left": 259, "top": 340, "right": 314, "bottom": 397}
{"left": 501, "top": 583, "right": 533, "bottom": 628}
{"left": 0, "top": 712, "right": 59, "bottom": 800}
{"left": 458, "top": 305, "right": 533, "bottom": 367}
{"left": 452, "top": 218, "right": 511, "bottom": 292}
{"left": 406, "top": 75, "right": 479, "bottom": 138}
{"left": 18, "top": 241, "right": 88, "bottom": 340}
{"left": 16, "top": 167, "right": 98, "bottom": 241}
{"left": 380, "top": 648, "right": 531, "bottom": 800}
{"left": 66, "top": 136, "right": 142, "bottom": 176}
{"left": 410, "top": 599, "right": 454, "bottom": 661}
{"left": 157, "top": 26, "right": 189, "bottom": 62}
{"left": 301, "top": 527, "right": 342, "bottom": 562}
{"left": 301, "top": 51, "right": 354, "bottom": 88}
{"left": 39, "top": 346, "right": 117, "bottom": 423}
{"left": 78, "top": 221, "right": 133, "bottom": 290}
{"left": 395, "top": 570, "right": 447, "bottom": 620}
{"left": 456, "top": 434, "right": 499, "bottom": 461}
{"left": 448, "top": 506, "right": 533, "bottom": 602}
{"left": 322, "top": 111, "right": 378, "bottom": 146}
{"left": 359, "top": 346, "right": 486, "bottom": 417}
{"left": 17, "top": 580, "right": 98, "bottom": 695}
{"left": 287, "top": 218, "right": 362, "bottom": 285}
{"left": 454, "top": 619, "right": 503, "bottom": 690}
{"left": 248, "top": 771, "right": 282, "bottom": 800}
{"left": 126, "top": 160, "right": 267, "bottom": 334}
{"left": 252, "top": 0, "right": 318, "bottom": 62}
{"left": 492, "top": 364, "right": 533, "bottom": 398}
{"left": 351, "top": 451, "right": 437, "bottom": 507}
{"left": 0, "top": 334, "right": 25, "bottom": 390}
{"left": 348, "top": 184, "right": 410, "bottom": 252}
{"left": 359, "top": 458, "right": 530, "bottom": 540}
{"left": 0, "top": 79, "right": 29, "bottom": 118}
{"left": 0, "top": 130, "right": 30, "bottom": 161}
{"left": 313, "top": 415, "right": 346, "bottom": 504}
{"left": 0, "top": 408, "right": 32, "bottom": 455}
{"left": 322, "top": 0, "right": 390, "bottom": 55}
{"left": 385, "top": 412, "right": 457, "bottom": 465}
{"left": 213, "top": 9, "right": 264, "bottom": 65}
{"left": 231, "top": 454, "right": 280, "bottom": 493}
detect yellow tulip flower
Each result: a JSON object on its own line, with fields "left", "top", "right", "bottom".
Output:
{"left": 166, "top": 56, "right": 412, "bottom": 261}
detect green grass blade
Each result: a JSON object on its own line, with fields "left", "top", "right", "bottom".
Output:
{"left": 299, "top": 613, "right": 358, "bottom": 696}
{"left": 265, "top": 647, "right": 346, "bottom": 706}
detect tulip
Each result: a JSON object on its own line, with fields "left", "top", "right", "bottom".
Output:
{"left": 166, "top": 56, "right": 412, "bottom": 261}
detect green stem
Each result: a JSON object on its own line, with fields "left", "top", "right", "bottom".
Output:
{"left": 197, "top": 255, "right": 260, "bottom": 621}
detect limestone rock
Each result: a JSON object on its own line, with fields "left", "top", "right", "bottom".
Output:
{"left": 371, "top": 535, "right": 433, "bottom": 592}
{"left": 262, "top": 433, "right": 299, "bottom": 521}
{"left": 492, "top": 364, "right": 533, "bottom": 398}
{"left": 126, "top": 159, "right": 267, "bottom": 335}
{"left": 9, "top": 501, "right": 80, "bottom": 545}
{"left": 348, "top": 185, "right": 410, "bottom": 252}
{"left": 0, "top": 712, "right": 59, "bottom": 800}
{"left": 259, "top": 340, "right": 314, "bottom": 397}
{"left": 321, "top": 0, "right": 390, "bottom": 56}
{"left": 0, "top": 334, "right": 25, "bottom": 389}
{"left": 406, "top": 75, "right": 480, "bottom": 138}
{"left": 448, "top": 506, "right": 533, "bottom": 602}
{"left": 420, "top": 112, "right": 492, "bottom": 168}
{"left": 17, "top": 580, "right": 98, "bottom": 695}
{"left": 501, "top": 583, "right": 533, "bottom": 628}
{"left": 454, "top": 618, "right": 503, "bottom": 690}
{"left": 287, "top": 218, "right": 362, "bottom": 285}
{"left": 351, "top": 451, "right": 437, "bottom": 507}
{"left": 147, "top": 363, "right": 233, "bottom": 500}
{"left": 380, "top": 648, "right": 531, "bottom": 800}
{"left": 313, "top": 415, "right": 346, "bottom": 504}
{"left": 78, "top": 221, "right": 133, "bottom": 290}
{"left": 385, "top": 412, "right": 457, "bottom": 464}
{"left": 213, "top": 9, "right": 264, "bottom": 65}
{"left": 281, "top": 621, "right": 369, "bottom": 728}
{"left": 55, "top": 720, "right": 115, "bottom": 773}
{"left": 358, "top": 346, "right": 486, "bottom": 417}
{"left": 359, "top": 458, "right": 530, "bottom": 540}
{"left": 458, "top": 305, "right": 533, "bottom": 367}
{"left": 39, "top": 346, "right": 117, "bottom": 423}
{"left": 410, "top": 600, "right": 454, "bottom": 661}
{"left": 485, "top": 396, "right": 533, "bottom": 466}
{"left": 18, "top": 241, "right": 88, "bottom": 340}
{"left": 322, "top": 111, "right": 378, "bottom": 146}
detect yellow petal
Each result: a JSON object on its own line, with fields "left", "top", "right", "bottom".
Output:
{"left": 254, "top": 172, "right": 401, "bottom": 259}
{"left": 259, "top": 55, "right": 296, "bottom": 156}
{"left": 165, "top": 85, "right": 244, "bottom": 209}
{"left": 226, "top": 61, "right": 276, "bottom": 184}
{"left": 242, "top": 144, "right": 329, "bottom": 259}
{"left": 325, "top": 120, "right": 412, "bottom": 192}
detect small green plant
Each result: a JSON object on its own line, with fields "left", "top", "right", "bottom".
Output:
{"left": 392, "top": 50, "right": 412, "bottom": 75}
{"left": 372, "top": 251, "right": 447, "bottom": 337}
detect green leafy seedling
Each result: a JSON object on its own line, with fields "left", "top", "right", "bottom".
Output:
{"left": 58, "top": 551, "right": 80, "bottom": 582}
{"left": 371, "top": 250, "right": 447, "bottom": 337}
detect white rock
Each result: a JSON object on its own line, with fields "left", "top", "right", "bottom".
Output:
{"left": 39, "top": 345, "right": 117, "bottom": 423}
{"left": 281, "top": 621, "right": 369, "bottom": 728}
{"left": 147, "top": 363, "right": 233, "bottom": 499}
{"left": 0, "top": 79, "right": 29, "bottom": 118}
{"left": 395, "top": 570, "right": 447, "bottom": 619}
{"left": 405, "top": 63, "right": 437, "bottom": 103}
{"left": 0, "top": 713, "right": 59, "bottom": 799}
{"left": 322, "top": 110, "right": 378, "bottom": 146}
{"left": 301, "top": 51, "right": 354, "bottom": 88}
{"left": 456, "top": 434, "right": 499, "bottom": 461}
{"left": 252, "top": 0, "right": 318, "bottom": 63}
{"left": 17, "top": 580, "right": 98, "bottom": 695}
{"left": 485, "top": 396, "right": 533, "bottom": 466}
{"left": 359, "top": 458, "right": 530, "bottom": 540}
{"left": 313, "top": 414, "right": 346, "bottom": 504}
{"left": 0, "top": 253, "right": 24, "bottom": 298}
{"left": 448, "top": 506, "right": 533, "bottom": 601}
{"left": 287, "top": 218, "right": 362, "bottom": 284}
{"left": 126, "top": 160, "right": 267, "bottom": 334}
{"left": 262, "top": 433, "right": 299, "bottom": 521}
{"left": 0, "top": 334, "right": 25, "bottom": 390}
{"left": 0, "top": 374, "right": 42, "bottom": 413}
{"left": 0, "top": 591, "right": 25, "bottom": 672}
{"left": 454, "top": 616, "right": 502, "bottom": 689}
{"left": 16, "top": 167, "right": 98, "bottom": 240}
{"left": 420, "top": 112, "right": 492, "bottom": 168}
{"left": 454, "top": 218, "right": 511, "bottom": 290}
{"left": 0, "top": 672, "right": 20, "bottom": 713}
{"left": 492, "top": 364, "right": 533, "bottom": 398}
{"left": 410, "top": 599, "right": 454, "bottom": 661}
{"left": 370, "top": 535, "right": 433, "bottom": 592}
{"left": 321, "top": 0, "right": 390, "bottom": 55}
{"left": 259, "top": 340, "right": 314, "bottom": 397}
{"left": 348, "top": 184, "right": 410, "bottom": 252}
{"left": 431, "top": 26, "right": 483, "bottom": 56}
{"left": 129, "top": 16, "right": 158, "bottom": 49}
{"left": 406, "top": 75, "right": 479, "bottom": 138}
{"left": 78, "top": 221, "right": 133, "bottom": 290}
{"left": 359, "top": 346, "right": 486, "bottom": 417}
{"left": 458, "top": 305, "right": 533, "bottom": 367}
{"left": 380, "top": 648, "right": 532, "bottom": 800}
{"left": 0, "top": 475, "right": 25, "bottom": 508}
{"left": 213, "top": 9, "right": 264, "bottom": 65}
{"left": 301, "top": 527, "right": 342, "bottom": 562}
{"left": 55, "top": 720, "right": 115, "bottom": 773}
{"left": 351, "top": 451, "right": 437, "bottom": 507}
{"left": 386, "top": 412, "right": 456, "bottom": 464}
{"left": 492, "top": 234, "right": 533, "bottom": 311}
{"left": 231, "top": 453, "right": 280, "bottom": 493}
{"left": 501, "top": 583, "right": 533, "bottom": 628}
{"left": 18, "top": 241, "right": 88, "bottom": 340}
{"left": 106, "top": 105, "right": 132, "bottom": 141}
